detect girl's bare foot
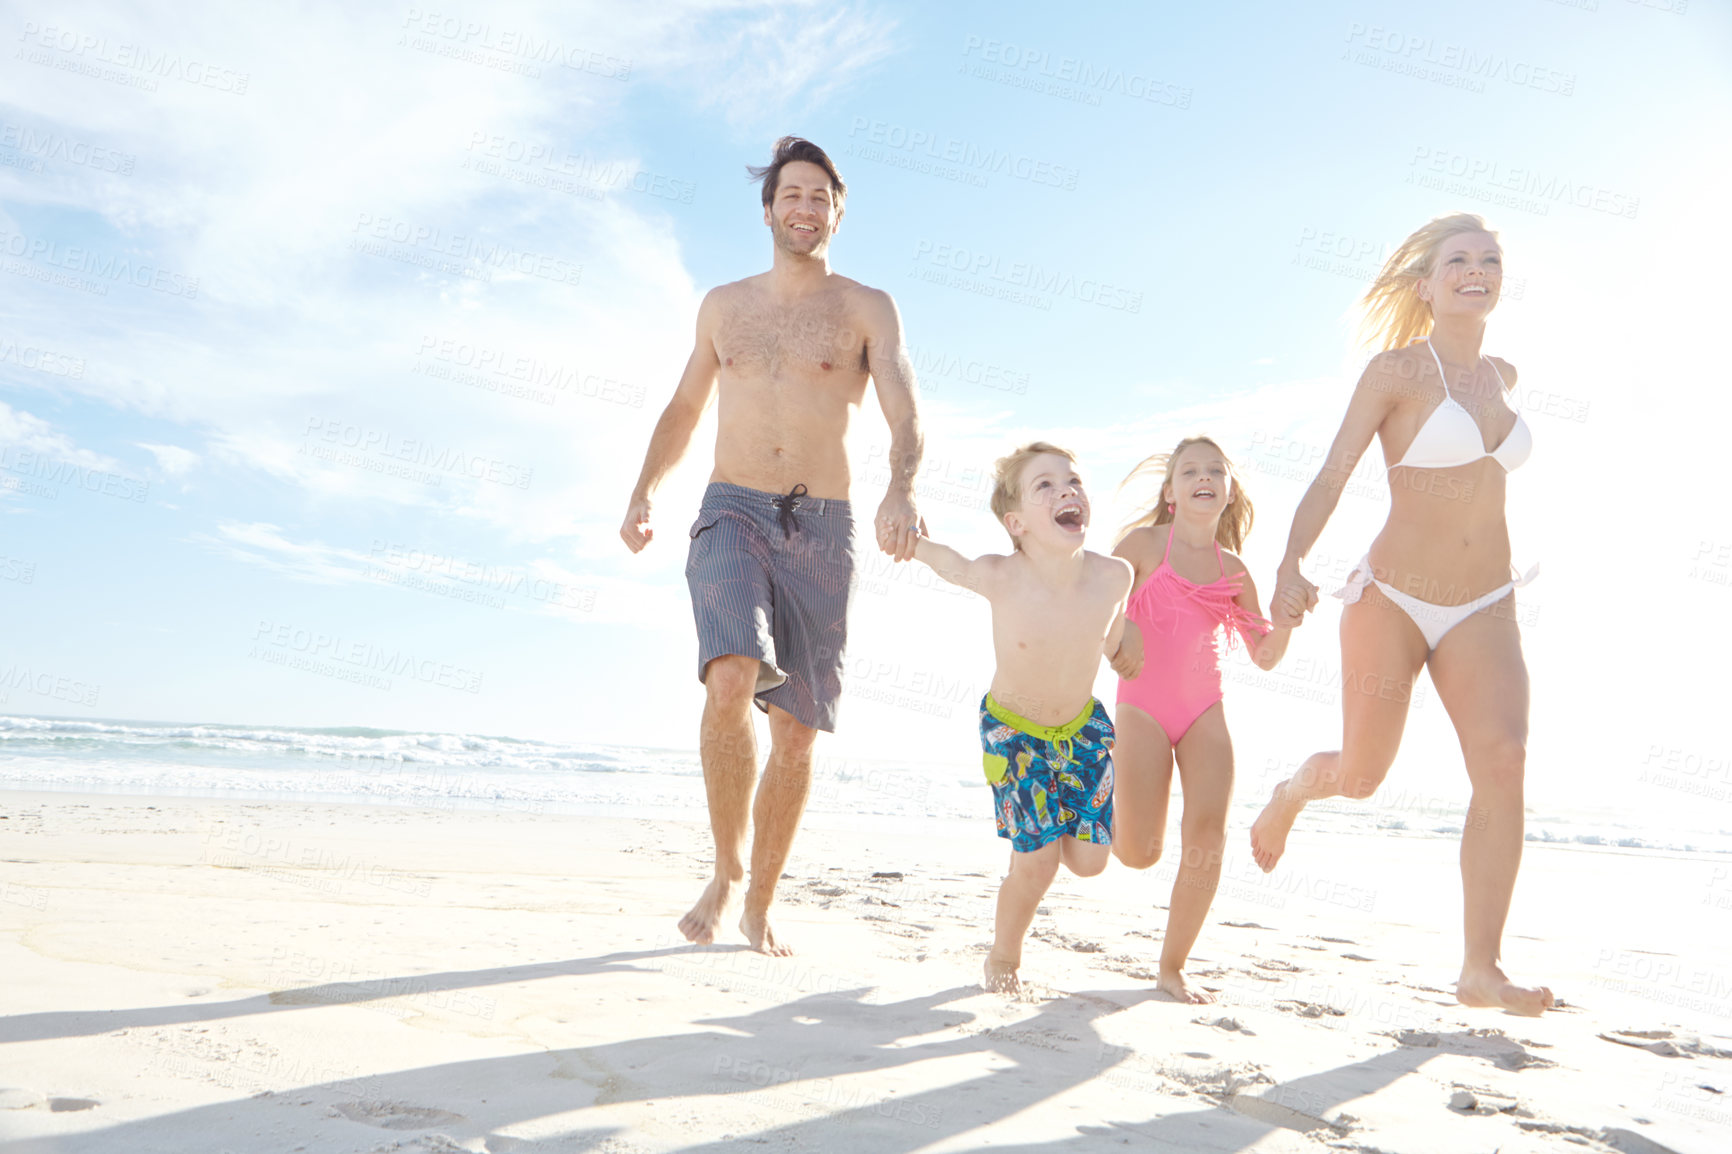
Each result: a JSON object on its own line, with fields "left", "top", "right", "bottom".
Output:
{"left": 740, "top": 908, "right": 792, "bottom": 957}
{"left": 1250, "top": 781, "right": 1303, "bottom": 872}
{"left": 983, "top": 955, "right": 1021, "bottom": 994}
{"left": 1457, "top": 963, "right": 1555, "bottom": 1016}
{"left": 1157, "top": 967, "right": 1214, "bottom": 1004}
{"left": 678, "top": 876, "right": 732, "bottom": 945}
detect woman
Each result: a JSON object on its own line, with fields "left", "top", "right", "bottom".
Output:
{"left": 1250, "top": 212, "right": 1553, "bottom": 1015}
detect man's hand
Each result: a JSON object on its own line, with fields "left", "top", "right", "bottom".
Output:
{"left": 621, "top": 495, "right": 654, "bottom": 553}
{"left": 875, "top": 489, "right": 921, "bottom": 561}
{"left": 1270, "top": 564, "right": 1318, "bottom": 628}
{"left": 1109, "top": 620, "right": 1145, "bottom": 680}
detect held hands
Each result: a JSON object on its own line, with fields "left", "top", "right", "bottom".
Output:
{"left": 1270, "top": 564, "right": 1319, "bottom": 628}
{"left": 620, "top": 495, "right": 653, "bottom": 553}
{"left": 1109, "top": 620, "right": 1145, "bottom": 680}
{"left": 875, "top": 489, "right": 922, "bottom": 561}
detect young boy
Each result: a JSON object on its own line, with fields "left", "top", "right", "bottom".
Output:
{"left": 914, "top": 442, "right": 1142, "bottom": 992}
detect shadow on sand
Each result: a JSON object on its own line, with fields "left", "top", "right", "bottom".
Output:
{"left": 0, "top": 946, "right": 1525, "bottom": 1153}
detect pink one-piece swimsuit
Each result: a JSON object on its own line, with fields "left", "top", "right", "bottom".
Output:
{"left": 1116, "top": 528, "right": 1270, "bottom": 744}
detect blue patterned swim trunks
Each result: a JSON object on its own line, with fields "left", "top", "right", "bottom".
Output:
{"left": 979, "top": 693, "right": 1114, "bottom": 853}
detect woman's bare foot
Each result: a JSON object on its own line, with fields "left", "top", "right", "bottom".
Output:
{"left": 1457, "top": 963, "right": 1555, "bottom": 1016}
{"left": 740, "top": 909, "right": 792, "bottom": 957}
{"left": 1250, "top": 781, "right": 1303, "bottom": 872}
{"left": 678, "top": 876, "right": 732, "bottom": 945}
{"left": 983, "top": 955, "right": 1021, "bottom": 994}
{"left": 1157, "top": 967, "right": 1214, "bottom": 1004}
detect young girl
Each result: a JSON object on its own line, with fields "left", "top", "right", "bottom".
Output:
{"left": 1111, "top": 436, "right": 1295, "bottom": 1004}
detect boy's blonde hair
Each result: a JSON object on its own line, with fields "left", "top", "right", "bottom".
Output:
{"left": 991, "top": 441, "right": 1077, "bottom": 550}
{"left": 1115, "top": 436, "right": 1254, "bottom": 552}
{"left": 1358, "top": 212, "right": 1499, "bottom": 352}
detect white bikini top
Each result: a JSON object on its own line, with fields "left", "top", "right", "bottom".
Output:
{"left": 1388, "top": 340, "right": 1532, "bottom": 472}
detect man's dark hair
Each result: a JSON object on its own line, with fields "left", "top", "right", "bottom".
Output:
{"left": 747, "top": 136, "right": 846, "bottom": 209}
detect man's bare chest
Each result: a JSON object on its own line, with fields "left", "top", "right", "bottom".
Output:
{"left": 717, "top": 302, "right": 867, "bottom": 377}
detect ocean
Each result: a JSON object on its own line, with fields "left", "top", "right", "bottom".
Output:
{"left": 1, "top": 713, "right": 1726, "bottom": 855}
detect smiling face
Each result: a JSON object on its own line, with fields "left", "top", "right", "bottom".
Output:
{"left": 1419, "top": 229, "right": 1502, "bottom": 321}
{"left": 1004, "top": 452, "right": 1089, "bottom": 551}
{"left": 764, "top": 160, "right": 842, "bottom": 257}
{"left": 1164, "top": 443, "right": 1232, "bottom": 522}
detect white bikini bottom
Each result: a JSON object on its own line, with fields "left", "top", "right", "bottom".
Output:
{"left": 1336, "top": 554, "right": 1539, "bottom": 651}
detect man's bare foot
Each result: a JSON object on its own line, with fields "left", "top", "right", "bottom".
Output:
{"left": 1157, "top": 967, "right": 1214, "bottom": 1004}
{"left": 983, "top": 955, "right": 1021, "bottom": 994}
{"left": 1457, "top": 964, "right": 1555, "bottom": 1016}
{"left": 740, "top": 908, "right": 792, "bottom": 957}
{"left": 1250, "top": 780, "right": 1303, "bottom": 872}
{"left": 678, "top": 876, "right": 732, "bottom": 945}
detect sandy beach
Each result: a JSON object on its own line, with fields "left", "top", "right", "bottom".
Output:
{"left": 0, "top": 791, "right": 1727, "bottom": 1153}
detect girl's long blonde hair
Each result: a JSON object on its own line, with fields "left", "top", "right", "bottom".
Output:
{"left": 1358, "top": 212, "right": 1498, "bottom": 352}
{"left": 1115, "top": 436, "right": 1253, "bottom": 551}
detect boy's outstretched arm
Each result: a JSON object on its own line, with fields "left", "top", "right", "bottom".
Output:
{"left": 912, "top": 535, "right": 1000, "bottom": 597}
{"left": 1102, "top": 556, "right": 1141, "bottom": 678}
{"left": 1106, "top": 616, "right": 1143, "bottom": 679}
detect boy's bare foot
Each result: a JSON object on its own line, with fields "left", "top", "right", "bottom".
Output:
{"left": 1457, "top": 963, "right": 1555, "bottom": 1016}
{"left": 740, "top": 908, "right": 792, "bottom": 957}
{"left": 983, "top": 956, "right": 1021, "bottom": 994}
{"left": 678, "top": 876, "right": 732, "bottom": 945}
{"left": 1250, "top": 780, "right": 1303, "bottom": 872}
{"left": 1157, "top": 968, "right": 1213, "bottom": 1004}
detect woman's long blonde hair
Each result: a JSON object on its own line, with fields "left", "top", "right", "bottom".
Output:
{"left": 1358, "top": 212, "right": 1499, "bottom": 352}
{"left": 1115, "top": 436, "right": 1253, "bottom": 551}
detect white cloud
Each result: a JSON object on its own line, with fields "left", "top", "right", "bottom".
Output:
{"left": 0, "top": 400, "right": 124, "bottom": 472}
{"left": 136, "top": 441, "right": 198, "bottom": 476}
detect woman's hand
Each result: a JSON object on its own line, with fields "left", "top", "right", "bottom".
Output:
{"left": 1271, "top": 564, "right": 1318, "bottom": 628}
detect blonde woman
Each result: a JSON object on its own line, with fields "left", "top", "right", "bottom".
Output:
{"left": 1250, "top": 213, "right": 1553, "bottom": 1014}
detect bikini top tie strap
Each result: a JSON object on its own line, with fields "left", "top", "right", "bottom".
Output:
{"left": 1425, "top": 339, "right": 1455, "bottom": 403}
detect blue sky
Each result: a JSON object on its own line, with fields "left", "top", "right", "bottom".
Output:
{"left": 2, "top": 0, "right": 1728, "bottom": 818}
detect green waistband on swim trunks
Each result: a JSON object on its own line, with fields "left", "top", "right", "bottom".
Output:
{"left": 984, "top": 694, "right": 1096, "bottom": 745}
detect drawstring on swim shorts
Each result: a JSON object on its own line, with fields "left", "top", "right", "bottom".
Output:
{"left": 772, "top": 484, "right": 808, "bottom": 539}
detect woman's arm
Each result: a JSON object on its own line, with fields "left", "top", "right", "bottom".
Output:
{"left": 1271, "top": 356, "right": 1401, "bottom": 625}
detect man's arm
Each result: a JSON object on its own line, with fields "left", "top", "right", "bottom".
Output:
{"left": 620, "top": 291, "right": 723, "bottom": 553}
{"left": 860, "top": 289, "right": 923, "bottom": 561}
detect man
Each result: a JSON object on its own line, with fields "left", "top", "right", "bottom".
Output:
{"left": 620, "top": 137, "right": 923, "bottom": 955}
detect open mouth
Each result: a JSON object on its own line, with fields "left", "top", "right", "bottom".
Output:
{"left": 1192, "top": 486, "right": 1217, "bottom": 501}
{"left": 791, "top": 223, "right": 818, "bottom": 234}
{"left": 1457, "top": 284, "right": 1488, "bottom": 295}
{"left": 1054, "top": 503, "right": 1086, "bottom": 530}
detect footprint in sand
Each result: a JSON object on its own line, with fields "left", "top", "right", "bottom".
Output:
{"left": 1253, "top": 958, "right": 1303, "bottom": 973}
{"left": 334, "top": 1100, "right": 466, "bottom": 1130}
{"left": 1600, "top": 1029, "right": 1732, "bottom": 1059}
{"left": 1275, "top": 1001, "right": 1344, "bottom": 1018}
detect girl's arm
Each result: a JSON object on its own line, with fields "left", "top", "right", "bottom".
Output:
{"left": 1233, "top": 568, "right": 1292, "bottom": 671}
{"left": 1273, "top": 355, "right": 1401, "bottom": 626}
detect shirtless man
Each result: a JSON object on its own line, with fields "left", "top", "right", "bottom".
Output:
{"left": 620, "top": 137, "right": 922, "bottom": 956}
